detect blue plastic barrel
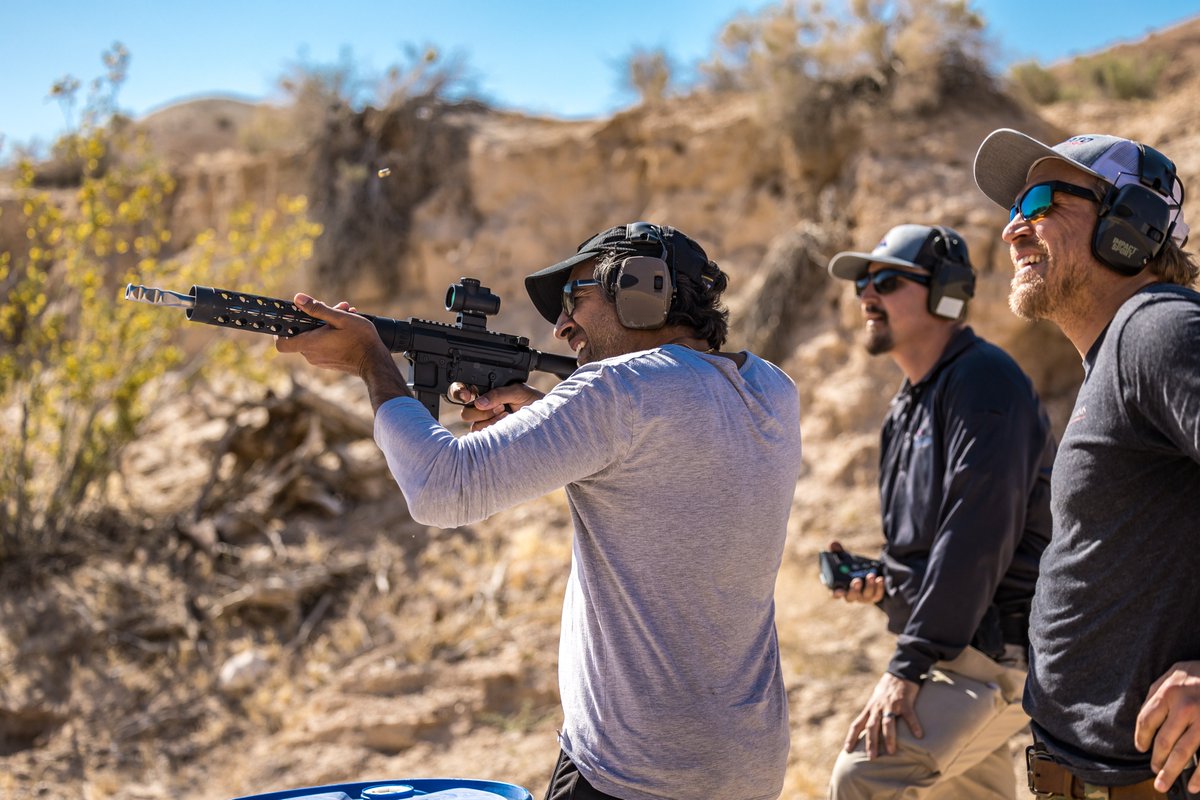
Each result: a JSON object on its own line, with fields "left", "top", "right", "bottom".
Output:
{"left": 231, "top": 778, "right": 533, "bottom": 800}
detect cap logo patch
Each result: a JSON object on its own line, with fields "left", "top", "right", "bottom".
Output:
{"left": 1064, "top": 136, "right": 1095, "bottom": 145}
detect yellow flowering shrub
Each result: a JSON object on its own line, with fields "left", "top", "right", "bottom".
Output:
{"left": 0, "top": 54, "right": 322, "bottom": 555}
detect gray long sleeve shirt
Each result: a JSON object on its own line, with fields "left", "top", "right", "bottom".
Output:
{"left": 374, "top": 345, "right": 803, "bottom": 800}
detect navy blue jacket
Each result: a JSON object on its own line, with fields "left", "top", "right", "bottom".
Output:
{"left": 878, "top": 326, "right": 1055, "bottom": 682}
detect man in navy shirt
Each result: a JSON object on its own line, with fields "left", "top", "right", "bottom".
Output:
{"left": 825, "top": 223, "right": 1054, "bottom": 799}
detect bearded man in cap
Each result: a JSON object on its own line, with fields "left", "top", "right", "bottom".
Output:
{"left": 975, "top": 129, "right": 1200, "bottom": 800}
{"left": 824, "top": 223, "right": 1055, "bottom": 800}
{"left": 277, "top": 222, "right": 802, "bottom": 800}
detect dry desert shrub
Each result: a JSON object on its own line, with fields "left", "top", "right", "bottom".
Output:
{"left": 698, "top": 0, "right": 992, "bottom": 205}
{"left": 0, "top": 47, "right": 322, "bottom": 558}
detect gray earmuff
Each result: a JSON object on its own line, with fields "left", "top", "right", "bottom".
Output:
{"left": 614, "top": 223, "right": 674, "bottom": 329}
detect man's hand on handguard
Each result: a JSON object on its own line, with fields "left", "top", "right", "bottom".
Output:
{"left": 827, "top": 540, "right": 886, "bottom": 604}
{"left": 845, "top": 672, "right": 923, "bottom": 759}
{"left": 1135, "top": 660, "right": 1200, "bottom": 795}
{"left": 448, "top": 382, "right": 544, "bottom": 432}
{"left": 275, "top": 295, "right": 410, "bottom": 413}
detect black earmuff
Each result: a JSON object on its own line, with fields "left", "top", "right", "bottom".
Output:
{"left": 1092, "top": 144, "right": 1178, "bottom": 276}
{"left": 927, "top": 226, "right": 976, "bottom": 320}
{"left": 614, "top": 222, "right": 674, "bottom": 329}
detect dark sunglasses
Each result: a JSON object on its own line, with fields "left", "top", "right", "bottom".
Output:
{"left": 854, "top": 269, "right": 931, "bottom": 297}
{"left": 561, "top": 278, "right": 600, "bottom": 317}
{"left": 1010, "top": 181, "right": 1101, "bottom": 223}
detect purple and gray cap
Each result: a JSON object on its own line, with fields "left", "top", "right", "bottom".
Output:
{"left": 973, "top": 128, "right": 1189, "bottom": 246}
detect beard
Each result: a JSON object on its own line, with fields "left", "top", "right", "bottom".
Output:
{"left": 1003, "top": 242, "right": 1089, "bottom": 321}
{"left": 1008, "top": 250, "right": 1084, "bottom": 321}
{"left": 1008, "top": 269, "right": 1051, "bottom": 320}
{"left": 864, "top": 320, "right": 893, "bottom": 355}
{"left": 575, "top": 321, "right": 627, "bottom": 365}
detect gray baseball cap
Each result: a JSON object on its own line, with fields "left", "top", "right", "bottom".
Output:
{"left": 828, "top": 224, "right": 970, "bottom": 281}
{"left": 973, "top": 128, "right": 1189, "bottom": 245}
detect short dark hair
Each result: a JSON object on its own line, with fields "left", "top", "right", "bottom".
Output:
{"left": 593, "top": 252, "right": 731, "bottom": 349}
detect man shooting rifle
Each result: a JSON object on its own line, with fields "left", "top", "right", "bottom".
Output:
{"left": 277, "top": 222, "right": 804, "bottom": 800}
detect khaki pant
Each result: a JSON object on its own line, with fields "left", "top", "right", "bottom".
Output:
{"left": 829, "top": 646, "right": 1030, "bottom": 800}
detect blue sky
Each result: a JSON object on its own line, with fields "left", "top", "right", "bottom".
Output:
{"left": 1, "top": 0, "right": 1196, "bottom": 156}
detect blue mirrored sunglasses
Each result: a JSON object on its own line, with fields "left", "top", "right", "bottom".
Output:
{"left": 854, "top": 268, "right": 931, "bottom": 297}
{"left": 561, "top": 278, "right": 600, "bottom": 317}
{"left": 1010, "top": 181, "right": 1101, "bottom": 223}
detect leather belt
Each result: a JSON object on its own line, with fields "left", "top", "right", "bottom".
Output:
{"left": 1027, "top": 746, "right": 1167, "bottom": 799}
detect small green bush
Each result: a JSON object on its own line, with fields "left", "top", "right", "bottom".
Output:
{"left": 1080, "top": 52, "right": 1166, "bottom": 100}
{"left": 1009, "top": 61, "right": 1062, "bottom": 105}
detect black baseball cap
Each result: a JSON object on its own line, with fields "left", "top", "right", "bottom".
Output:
{"left": 524, "top": 222, "right": 715, "bottom": 323}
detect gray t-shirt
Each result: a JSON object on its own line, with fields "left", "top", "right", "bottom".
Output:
{"left": 374, "top": 345, "right": 803, "bottom": 800}
{"left": 1025, "top": 285, "right": 1200, "bottom": 784}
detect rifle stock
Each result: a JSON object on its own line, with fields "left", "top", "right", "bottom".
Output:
{"left": 125, "top": 279, "right": 578, "bottom": 418}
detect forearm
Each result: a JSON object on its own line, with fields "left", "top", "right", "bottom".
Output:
{"left": 360, "top": 348, "right": 412, "bottom": 414}
{"left": 889, "top": 402, "right": 1040, "bottom": 676}
{"left": 888, "top": 529, "right": 1017, "bottom": 680}
{"left": 278, "top": 295, "right": 412, "bottom": 413}
{"left": 887, "top": 642, "right": 938, "bottom": 683}
{"left": 887, "top": 499, "right": 1025, "bottom": 679}
{"left": 373, "top": 367, "right": 625, "bottom": 527}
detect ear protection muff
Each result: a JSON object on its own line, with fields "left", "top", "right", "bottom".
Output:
{"left": 614, "top": 222, "right": 674, "bottom": 329}
{"left": 1092, "top": 144, "right": 1178, "bottom": 276}
{"left": 926, "top": 226, "right": 976, "bottom": 320}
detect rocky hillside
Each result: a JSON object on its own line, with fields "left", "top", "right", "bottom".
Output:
{"left": 2, "top": 14, "right": 1199, "bottom": 800}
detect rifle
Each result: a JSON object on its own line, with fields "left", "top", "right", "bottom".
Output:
{"left": 124, "top": 277, "right": 578, "bottom": 418}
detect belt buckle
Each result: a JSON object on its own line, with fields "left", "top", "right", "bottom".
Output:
{"left": 1026, "top": 744, "right": 1059, "bottom": 797}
